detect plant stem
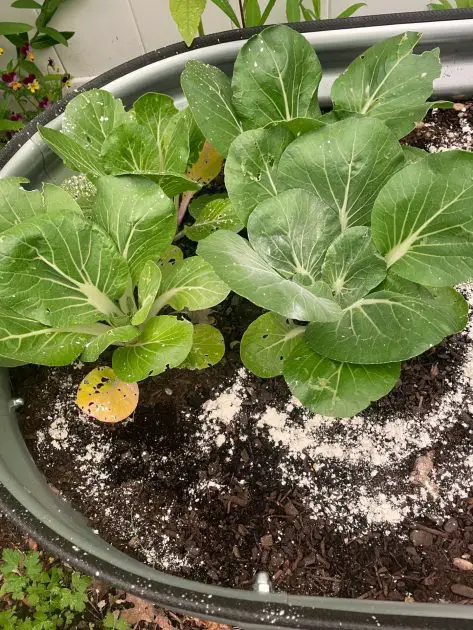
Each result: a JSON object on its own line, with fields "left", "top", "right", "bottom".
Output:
{"left": 64, "top": 323, "right": 112, "bottom": 335}
{"left": 287, "top": 325, "right": 306, "bottom": 339}
{"left": 177, "top": 191, "right": 196, "bottom": 224}
{"left": 118, "top": 279, "right": 136, "bottom": 315}
{"left": 148, "top": 289, "right": 179, "bottom": 319}
{"left": 198, "top": 20, "right": 205, "bottom": 37}
{"left": 238, "top": 0, "right": 246, "bottom": 27}
{"left": 15, "top": 99, "right": 28, "bottom": 114}
{"left": 23, "top": 94, "right": 40, "bottom": 108}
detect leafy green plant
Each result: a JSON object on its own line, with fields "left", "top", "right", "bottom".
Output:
{"left": 103, "top": 612, "right": 131, "bottom": 630}
{"left": 0, "top": 0, "right": 74, "bottom": 146}
{"left": 0, "top": 87, "right": 230, "bottom": 395}
{"left": 5, "top": 25, "right": 470, "bottom": 420}
{"left": 0, "top": 171, "right": 228, "bottom": 386}
{"left": 429, "top": 0, "right": 473, "bottom": 8}
{"left": 38, "top": 89, "right": 205, "bottom": 198}
{"left": 181, "top": 25, "right": 472, "bottom": 418}
{"left": 169, "top": 0, "right": 366, "bottom": 46}
{"left": 182, "top": 27, "right": 444, "bottom": 159}
{"left": 287, "top": 0, "right": 366, "bottom": 21}
{"left": 0, "top": 87, "right": 229, "bottom": 417}
{"left": 0, "top": 548, "right": 91, "bottom": 628}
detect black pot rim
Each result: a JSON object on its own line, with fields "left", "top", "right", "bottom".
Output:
{"left": 2, "top": 11, "right": 473, "bottom": 629}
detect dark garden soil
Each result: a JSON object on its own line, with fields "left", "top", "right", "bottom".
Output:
{"left": 9, "top": 103, "right": 473, "bottom": 606}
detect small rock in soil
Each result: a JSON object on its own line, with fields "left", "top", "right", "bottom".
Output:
{"left": 453, "top": 558, "right": 473, "bottom": 572}
{"left": 410, "top": 530, "right": 434, "bottom": 548}
{"left": 283, "top": 500, "right": 299, "bottom": 518}
{"left": 260, "top": 534, "right": 273, "bottom": 548}
{"left": 451, "top": 583, "right": 473, "bottom": 599}
{"left": 444, "top": 517, "right": 459, "bottom": 533}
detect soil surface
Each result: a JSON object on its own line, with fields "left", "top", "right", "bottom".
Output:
{"left": 10, "top": 103, "right": 473, "bottom": 605}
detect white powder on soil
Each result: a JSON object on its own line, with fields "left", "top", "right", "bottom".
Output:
{"left": 188, "top": 283, "right": 473, "bottom": 532}
{"left": 32, "top": 283, "right": 473, "bottom": 568}
{"left": 199, "top": 367, "right": 246, "bottom": 424}
{"left": 421, "top": 105, "right": 473, "bottom": 153}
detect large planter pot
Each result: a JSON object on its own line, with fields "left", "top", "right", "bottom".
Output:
{"left": 2, "top": 11, "right": 473, "bottom": 629}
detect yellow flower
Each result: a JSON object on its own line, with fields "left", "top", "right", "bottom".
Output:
{"left": 27, "top": 79, "right": 40, "bottom": 93}
{"left": 0, "top": 48, "right": 4, "bottom": 56}
{"left": 65, "top": 80, "right": 72, "bottom": 88}
{"left": 11, "top": 82, "right": 22, "bottom": 91}
{"left": 26, "top": 51, "right": 35, "bottom": 62}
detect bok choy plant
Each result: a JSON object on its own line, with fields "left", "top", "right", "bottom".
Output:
{"left": 187, "top": 26, "right": 473, "bottom": 417}
{"left": 0, "top": 175, "right": 229, "bottom": 386}
{"left": 181, "top": 26, "right": 444, "bottom": 156}
{"left": 38, "top": 88, "right": 206, "bottom": 199}
{"left": 0, "top": 85, "right": 229, "bottom": 420}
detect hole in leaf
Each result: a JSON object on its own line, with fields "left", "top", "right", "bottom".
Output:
{"left": 76, "top": 366, "right": 138, "bottom": 424}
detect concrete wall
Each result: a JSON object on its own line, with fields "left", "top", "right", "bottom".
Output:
{"left": 1, "top": 0, "right": 430, "bottom": 84}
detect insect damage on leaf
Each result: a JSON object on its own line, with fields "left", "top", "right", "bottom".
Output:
{"left": 187, "top": 141, "right": 224, "bottom": 185}
{"left": 76, "top": 366, "right": 139, "bottom": 423}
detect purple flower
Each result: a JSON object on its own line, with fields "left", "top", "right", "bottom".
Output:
{"left": 23, "top": 73, "right": 36, "bottom": 85}
{"left": 2, "top": 72, "right": 18, "bottom": 86}
{"left": 20, "top": 43, "right": 35, "bottom": 61}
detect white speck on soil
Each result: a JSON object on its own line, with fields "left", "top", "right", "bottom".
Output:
{"left": 48, "top": 417, "right": 69, "bottom": 442}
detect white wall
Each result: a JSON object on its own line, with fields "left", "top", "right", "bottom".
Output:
{"left": 1, "top": 0, "right": 429, "bottom": 84}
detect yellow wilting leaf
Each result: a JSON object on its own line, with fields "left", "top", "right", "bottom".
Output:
{"left": 76, "top": 366, "right": 139, "bottom": 423}
{"left": 178, "top": 143, "right": 224, "bottom": 222}
{"left": 187, "top": 141, "right": 224, "bottom": 185}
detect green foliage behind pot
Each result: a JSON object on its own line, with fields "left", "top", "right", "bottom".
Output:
{"left": 169, "top": 0, "right": 367, "bottom": 46}
{"left": 0, "top": 0, "right": 75, "bottom": 147}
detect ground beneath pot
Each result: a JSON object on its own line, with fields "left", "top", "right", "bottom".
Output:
{"left": 10, "top": 103, "right": 473, "bottom": 604}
